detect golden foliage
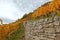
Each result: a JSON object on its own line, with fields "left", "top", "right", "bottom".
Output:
{"left": 0, "top": 0, "right": 60, "bottom": 40}
{"left": 32, "top": 0, "right": 60, "bottom": 18}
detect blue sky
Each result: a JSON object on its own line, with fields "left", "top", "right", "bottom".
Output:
{"left": 0, "top": 0, "right": 51, "bottom": 24}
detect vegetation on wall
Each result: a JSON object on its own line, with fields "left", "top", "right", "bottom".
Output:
{"left": 0, "top": 0, "right": 60, "bottom": 40}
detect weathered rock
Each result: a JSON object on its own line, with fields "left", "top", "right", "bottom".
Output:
{"left": 54, "top": 21, "right": 60, "bottom": 26}
{"left": 55, "top": 26, "right": 60, "bottom": 32}
{"left": 24, "top": 15, "right": 60, "bottom": 40}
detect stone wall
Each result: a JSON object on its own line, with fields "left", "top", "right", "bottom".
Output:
{"left": 24, "top": 14, "right": 60, "bottom": 40}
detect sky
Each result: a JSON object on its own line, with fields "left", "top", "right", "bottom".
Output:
{"left": 0, "top": 0, "right": 51, "bottom": 24}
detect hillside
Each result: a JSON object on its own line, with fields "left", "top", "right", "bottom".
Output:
{"left": 0, "top": 0, "right": 60, "bottom": 40}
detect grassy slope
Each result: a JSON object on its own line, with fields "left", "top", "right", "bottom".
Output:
{"left": 0, "top": 0, "right": 60, "bottom": 40}
{"left": 6, "top": 23, "right": 25, "bottom": 40}
{"left": 7, "top": 7, "right": 60, "bottom": 40}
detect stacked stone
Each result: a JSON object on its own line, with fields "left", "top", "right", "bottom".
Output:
{"left": 24, "top": 14, "right": 60, "bottom": 40}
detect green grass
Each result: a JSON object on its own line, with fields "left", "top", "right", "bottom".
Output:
{"left": 6, "top": 24, "right": 25, "bottom": 40}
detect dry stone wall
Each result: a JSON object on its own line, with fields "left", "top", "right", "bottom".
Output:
{"left": 24, "top": 14, "right": 60, "bottom": 40}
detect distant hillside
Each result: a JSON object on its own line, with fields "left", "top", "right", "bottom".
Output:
{"left": 0, "top": 0, "right": 60, "bottom": 40}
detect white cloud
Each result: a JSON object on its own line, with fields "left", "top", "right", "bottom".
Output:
{"left": 0, "top": 0, "right": 51, "bottom": 23}
{"left": 0, "top": 0, "right": 21, "bottom": 20}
